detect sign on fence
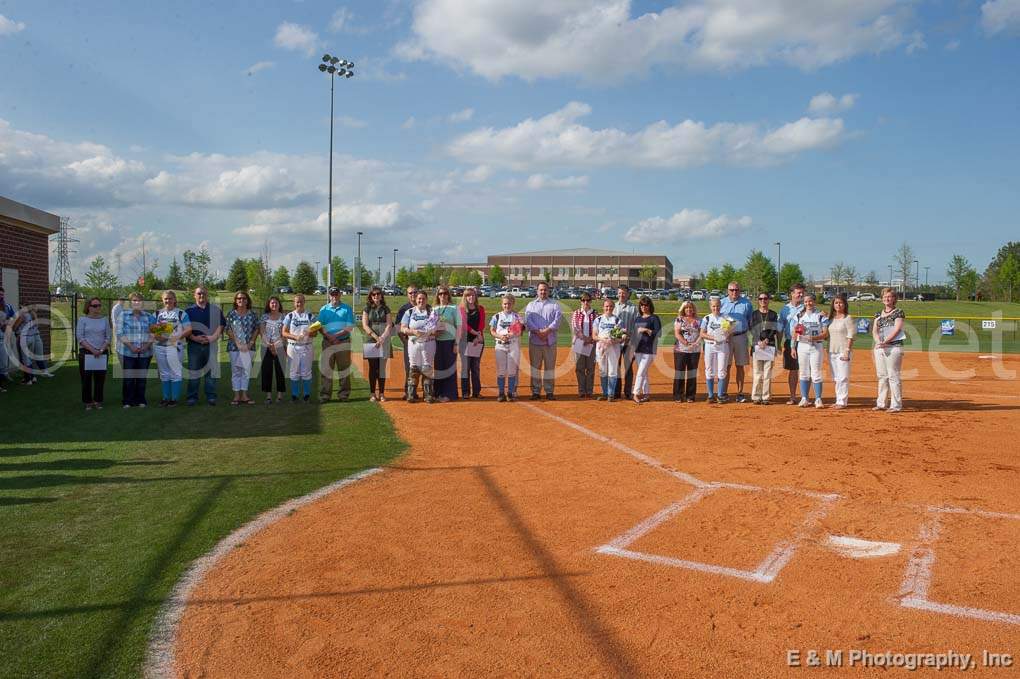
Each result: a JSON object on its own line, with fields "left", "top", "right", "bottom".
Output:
{"left": 982, "top": 320, "right": 997, "bottom": 330}
{"left": 940, "top": 319, "right": 955, "bottom": 336}
{"left": 856, "top": 318, "right": 871, "bottom": 334}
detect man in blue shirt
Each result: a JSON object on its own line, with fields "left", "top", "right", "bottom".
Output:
{"left": 318, "top": 287, "right": 355, "bottom": 402}
{"left": 778, "top": 282, "right": 806, "bottom": 405}
{"left": 184, "top": 286, "right": 225, "bottom": 405}
{"left": 721, "top": 281, "right": 754, "bottom": 403}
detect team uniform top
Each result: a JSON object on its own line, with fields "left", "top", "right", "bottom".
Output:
{"left": 489, "top": 310, "right": 522, "bottom": 345}
{"left": 283, "top": 310, "right": 317, "bottom": 347}
{"left": 796, "top": 309, "right": 829, "bottom": 342}
{"left": 153, "top": 308, "right": 191, "bottom": 347}
{"left": 700, "top": 313, "right": 730, "bottom": 344}
{"left": 595, "top": 314, "right": 620, "bottom": 340}
{"left": 402, "top": 307, "right": 439, "bottom": 343}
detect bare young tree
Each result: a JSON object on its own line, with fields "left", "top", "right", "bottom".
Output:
{"left": 893, "top": 242, "right": 915, "bottom": 292}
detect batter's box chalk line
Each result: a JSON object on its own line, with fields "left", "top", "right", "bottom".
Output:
{"left": 520, "top": 403, "right": 1020, "bottom": 627}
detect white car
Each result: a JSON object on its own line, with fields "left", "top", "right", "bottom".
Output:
{"left": 690, "top": 290, "right": 706, "bottom": 300}
{"left": 850, "top": 292, "right": 876, "bottom": 302}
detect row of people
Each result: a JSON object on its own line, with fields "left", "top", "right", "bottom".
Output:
{"left": 0, "top": 285, "right": 54, "bottom": 392}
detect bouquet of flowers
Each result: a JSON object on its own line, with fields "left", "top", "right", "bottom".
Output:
{"left": 508, "top": 319, "right": 523, "bottom": 337}
{"left": 720, "top": 318, "right": 733, "bottom": 333}
{"left": 149, "top": 322, "right": 174, "bottom": 339}
{"left": 609, "top": 326, "right": 627, "bottom": 342}
{"left": 794, "top": 323, "right": 806, "bottom": 338}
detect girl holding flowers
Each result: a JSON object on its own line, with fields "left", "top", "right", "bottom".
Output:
{"left": 791, "top": 292, "right": 829, "bottom": 408}
{"left": 226, "top": 291, "right": 260, "bottom": 405}
{"left": 152, "top": 291, "right": 191, "bottom": 407}
{"left": 282, "top": 294, "right": 318, "bottom": 402}
{"left": 593, "top": 299, "right": 626, "bottom": 402}
{"left": 489, "top": 293, "right": 523, "bottom": 402}
{"left": 400, "top": 289, "right": 440, "bottom": 404}
{"left": 700, "top": 297, "right": 732, "bottom": 403}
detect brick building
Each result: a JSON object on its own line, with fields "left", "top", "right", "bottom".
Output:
{"left": 1, "top": 196, "right": 60, "bottom": 351}
{"left": 485, "top": 248, "right": 674, "bottom": 289}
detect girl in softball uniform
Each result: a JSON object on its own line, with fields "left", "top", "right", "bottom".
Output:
{"left": 792, "top": 292, "right": 829, "bottom": 408}
{"left": 594, "top": 299, "right": 623, "bottom": 402}
{"left": 400, "top": 290, "right": 439, "bottom": 404}
{"left": 282, "top": 294, "right": 317, "bottom": 402}
{"left": 489, "top": 294, "right": 523, "bottom": 402}
{"left": 699, "top": 297, "right": 732, "bottom": 403}
{"left": 153, "top": 291, "right": 191, "bottom": 406}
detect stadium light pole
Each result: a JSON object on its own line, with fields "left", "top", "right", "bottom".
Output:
{"left": 317, "top": 54, "right": 355, "bottom": 289}
{"left": 924, "top": 266, "right": 930, "bottom": 287}
{"left": 377, "top": 256, "right": 383, "bottom": 285}
{"left": 774, "top": 241, "right": 782, "bottom": 293}
{"left": 913, "top": 259, "right": 919, "bottom": 292}
{"left": 888, "top": 265, "right": 894, "bottom": 290}
{"left": 392, "top": 248, "right": 398, "bottom": 288}
{"left": 355, "top": 231, "right": 363, "bottom": 307}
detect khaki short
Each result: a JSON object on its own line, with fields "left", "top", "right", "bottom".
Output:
{"left": 729, "top": 332, "right": 750, "bottom": 366}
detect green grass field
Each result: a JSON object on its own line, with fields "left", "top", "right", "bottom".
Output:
{"left": 0, "top": 359, "right": 406, "bottom": 678}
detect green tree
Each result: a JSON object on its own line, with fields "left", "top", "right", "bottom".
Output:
{"left": 946, "top": 254, "right": 975, "bottom": 301}
{"left": 463, "top": 270, "right": 483, "bottom": 287}
{"left": 417, "top": 263, "right": 443, "bottom": 289}
{"left": 272, "top": 265, "right": 291, "bottom": 290}
{"left": 245, "top": 258, "right": 272, "bottom": 302}
{"left": 352, "top": 261, "right": 374, "bottom": 289}
{"left": 703, "top": 267, "right": 723, "bottom": 291}
{"left": 639, "top": 262, "right": 658, "bottom": 289}
{"left": 864, "top": 270, "right": 880, "bottom": 287}
{"left": 226, "top": 258, "right": 249, "bottom": 292}
{"left": 778, "top": 262, "right": 806, "bottom": 293}
{"left": 321, "top": 257, "right": 351, "bottom": 289}
{"left": 742, "top": 250, "right": 778, "bottom": 294}
{"left": 488, "top": 264, "right": 506, "bottom": 286}
{"left": 165, "top": 257, "right": 185, "bottom": 290}
{"left": 983, "top": 242, "right": 1020, "bottom": 302}
{"left": 292, "top": 261, "right": 318, "bottom": 295}
{"left": 961, "top": 269, "right": 980, "bottom": 300}
{"left": 997, "top": 253, "right": 1018, "bottom": 303}
{"left": 182, "top": 247, "right": 212, "bottom": 288}
{"left": 543, "top": 269, "right": 552, "bottom": 285}
{"left": 395, "top": 267, "right": 413, "bottom": 289}
{"left": 83, "top": 255, "right": 120, "bottom": 295}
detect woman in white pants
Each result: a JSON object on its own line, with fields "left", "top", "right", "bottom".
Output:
{"left": 489, "top": 294, "right": 523, "bottom": 402}
{"left": 872, "top": 287, "right": 905, "bottom": 413}
{"left": 826, "top": 294, "right": 854, "bottom": 409}
{"left": 632, "top": 296, "right": 662, "bottom": 403}
{"left": 699, "top": 297, "right": 732, "bottom": 404}
{"left": 792, "top": 293, "right": 829, "bottom": 408}
{"left": 153, "top": 291, "right": 191, "bottom": 406}
{"left": 400, "top": 290, "right": 439, "bottom": 404}
{"left": 282, "top": 294, "right": 317, "bottom": 402}
{"left": 226, "top": 291, "right": 260, "bottom": 405}
{"left": 594, "top": 299, "right": 623, "bottom": 402}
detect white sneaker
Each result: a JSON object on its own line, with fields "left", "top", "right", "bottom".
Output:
{"left": 798, "top": 398, "right": 809, "bottom": 407}
{"left": 814, "top": 398, "right": 824, "bottom": 409}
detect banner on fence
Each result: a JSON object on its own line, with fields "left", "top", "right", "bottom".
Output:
{"left": 940, "top": 319, "right": 955, "bottom": 336}
{"left": 856, "top": 318, "right": 871, "bottom": 335}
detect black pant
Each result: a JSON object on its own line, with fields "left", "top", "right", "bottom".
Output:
{"left": 673, "top": 352, "right": 700, "bottom": 400}
{"left": 461, "top": 354, "right": 481, "bottom": 397}
{"left": 433, "top": 339, "right": 458, "bottom": 400}
{"left": 615, "top": 352, "right": 635, "bottom": 399}
{"left": 79, "top": 350, "right": 107, "bottom": 404}
{"left": 367, "top": 357, "right": 387, "bottom": 394}
{"left": 261, "top": 348, "right": 285, "bottom": 393}
{"left": 121, "top": 354, "right": 151, "bottom": 406}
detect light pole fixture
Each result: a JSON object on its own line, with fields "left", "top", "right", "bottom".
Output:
{"left": 317, "top": 53, "right": 355, "bottom": 289}
{"left": 377, "top": 256, "right": 383, "bottom": 285}
{"left": 913, "top": 259, "right": 919, "bottom": 292}
{"left": 888, "top": 265, "right": 894, "bottom": 290}
{"left": 774, "top": 241, "right": 782, "bottom": 293}
{"left": 355, "top": 231, "right": 363, "bottom": 308}
{"left": 924, "top": 266, "right": 930, "bottom": 287}
{"left": 392, "top": 249, "right": 398, "bottom": 288}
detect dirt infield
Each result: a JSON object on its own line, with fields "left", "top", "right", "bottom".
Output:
{"left": 171, "top": 350, "right": 1020, "bottom": 677}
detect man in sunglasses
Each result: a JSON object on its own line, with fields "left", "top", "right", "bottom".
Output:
{"left": 318, "top": 286, "right": 355, "bottom": 402}
{"left": 185, "top": 286, "right": 226, "bottom": 406}
{"left": 721, "top": 281, "right": 754, "bottom": 403}
{"left": 750, "top": 292, "right": 781, "bottom": 404}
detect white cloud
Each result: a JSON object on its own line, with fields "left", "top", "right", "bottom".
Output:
{"left": 401, "top": 116, "right": 417, "bottom": 129}
{"left": 330, "top": 7, "right": 355, "bottom": 32}
{"left": 945, "top": 39, "right": 961, "bottom": 51}
{"left": 982, "top": 0, "right": 1020, "bottom": 35}
{"left": 905, "top": 30, "right": 927, "bottom": 53}
{"left": 624, "top": 209, "right": 752, "bottom": 243}
{"left": 525, "top": 174, "right": 589, "bottom": 190}
{"left": 0, "top": 14, "right": 25, "bottom": 36}
{"left": 448, "top": 102, "right": 846, "bottom": 171}
{"left": 273, "top": 22, "right": 319, "bottom": 56}
{"left": 397, "top": 0, "right": 922, "bottom": 81}
{"left": 808, "top": 92, "right": 858, "bottom": 114}
{"left": 245, "top": 61, "right": 275, "bottom": 76}
{"left": 448, "top": 107, "right": 475, "bottom": 123}
{"left": 232, "top": 202, "right": 420, "bottom": 237}
{"left": 462, "top": 165, "right": 493, "bottom": 183}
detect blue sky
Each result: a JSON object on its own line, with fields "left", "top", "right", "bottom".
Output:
{"left": 1, "top": 0, "right": 1018, "bottom": 284}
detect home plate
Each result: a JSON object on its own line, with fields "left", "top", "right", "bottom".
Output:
{"left": 825, "top": 535, "right": 901, "bottom": 559}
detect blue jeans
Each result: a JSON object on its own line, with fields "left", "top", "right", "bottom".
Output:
{"left": 186, "top": 341, "right": 219, "bottom": 402}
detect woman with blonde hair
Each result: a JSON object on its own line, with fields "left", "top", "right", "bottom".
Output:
{"left": 489, "top": 293, "right": 523, "bottom": 401}
{"left": 672, "top": 300, "right": 701, "bottom": 402}
{"left": 153, "top": 290, "right": 191, "bottom": 407}
{"left": 791, "top": 292, "right": 829, "bottom": 408}
{"left": 593, "top": 298, "right": 624, "bottom": 402}
{"left": 432, "top": 286, "right": 461, "bottom": 402}
{"left": 401, "top": 289, "right": 439, "bottom": 403}
{"left": 872, "top": 287, "right": 905, "bottom": 413}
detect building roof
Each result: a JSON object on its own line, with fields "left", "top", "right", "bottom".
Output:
{"left": 490, "top": 248, "right": 666, "bottom": 258}
{"left": 0, "top": 195, "right": 60, "bottom": 235}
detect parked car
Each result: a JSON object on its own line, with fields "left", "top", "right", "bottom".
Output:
{"left": 849, "top": 292, "right": 877, "bottom": 302}
{"left": 690, "top": 290, "right": 706, "bottom": 300}
{"left": 277, "top": 286, "right": 293, "bottom": 294}
{"left": 313, "top": 285, "right": 327, "bottom": 295}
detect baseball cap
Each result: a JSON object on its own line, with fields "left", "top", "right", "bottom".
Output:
{"left": 328, "top": 286, "right": 340, "bottom": 294}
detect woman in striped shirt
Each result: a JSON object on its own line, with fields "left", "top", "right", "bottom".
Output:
{"left": 571, "top": 292, "right": 597, "bottom": 398}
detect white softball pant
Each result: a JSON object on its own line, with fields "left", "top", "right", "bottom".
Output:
{"left": 829, "top": 353, "right": 851, "bottom": 406}
{"left": 797, "top": 341, "right": 824, "bottom": 383}
{"left": 408, "top": 338, "right": 435, "bottom": 370}
{"left": 634, "top": 352, "right": 654, "bottom": 396}
{"left": 874, "top": 346, "right": 903, "bottom": 410}
{"left": 287, "top": 343, "right": 314, "bottom": 380}
{"left": 229, "top": 350, "right": 254, "bottom": 390}
{"left": 596, "top": 342, "right": 621, "bottom": 378}
{"left": 703, "top": 341, "right": 730, "bottom": 380}
{"left": 494, "top": 341, "right": 520, "bottom": 378}
{"left": 154, "top": 344, "right": 184, "bottom": 382}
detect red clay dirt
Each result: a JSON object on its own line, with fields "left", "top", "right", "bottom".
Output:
{"left": 174, "top": 350, "right": 1020, "bottom": 677}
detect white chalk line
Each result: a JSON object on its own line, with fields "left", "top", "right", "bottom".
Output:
{"left": 522, "top": 402, "right": 1020, "bottom": 626}
{"left": 144, "top": 466, "right": 385, "bottom": 679}
{"left": 826, "top": 535, "right": 902, "bottom": 559}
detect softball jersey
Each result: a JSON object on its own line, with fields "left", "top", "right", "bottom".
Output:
{"left": 490, "top": 310, "right": 522, "bottom": 378}
{"left": 595, "top": 314, "right": 622, "bottom": 378}
{"left": 284, "top": 310, "right": 317, "bottom": 380}
{"left": 796, "top": 309, "right": 829, "bottom": 383}
{"left": 700, "top": 313, "right": 731, "bottom": 380}
{"left": 283, "top": 310, "right": 317, "bottom": 346}
{"left": 402, "top": 307, "right": 438, "bottom": 369}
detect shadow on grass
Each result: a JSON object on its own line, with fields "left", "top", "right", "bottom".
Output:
{"left": 0, "top": 497, "right": 57, "bottom": 506}
{"left": 0, "top": 459, "right": 175, "bottom": 472}
{"left": 0, "top": 447, "right": 95, "bottom": 458}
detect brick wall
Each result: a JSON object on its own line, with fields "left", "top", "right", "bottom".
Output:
{"left": 0, "top": 222, "right": 52, "bottom": 353}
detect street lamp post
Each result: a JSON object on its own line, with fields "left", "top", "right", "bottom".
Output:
{"left": 775, "top": 241, "right": 782, "bottom": 293}
{"left": 888, "top": 265, "right": 894, "bottom": 290}
{"left": 317, "top": 54, "right": 355, "bottom": 290}
{"left": 315, "top": 260, "right": 320, "bottom": 285}
{"left": 924, "top": 266, "right": 930, "bottom": 287}
{"left": 355, "top": 231, "right": 363, "bottom": 308}
{"left": 392, "top": 249, "right": 398, "bottom": 289}
{"left": 914, "top": 260, "right": 920, "bottom": 292}
{"left": 377, "top": 256, "right": 383, "bottom": 286}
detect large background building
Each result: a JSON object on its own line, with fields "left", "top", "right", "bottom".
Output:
{"left": 434, "top": 248, "right": 675, "bottom": 289}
